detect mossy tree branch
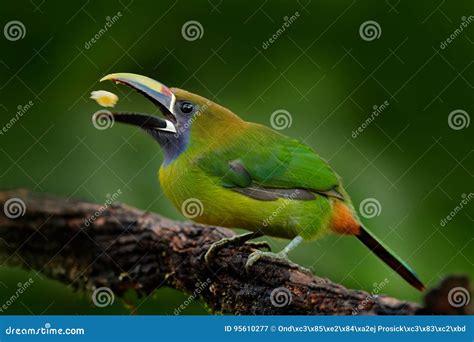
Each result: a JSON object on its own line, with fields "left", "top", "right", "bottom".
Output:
{"left": 0, "top": 189, "right": 470, "bottom": 315}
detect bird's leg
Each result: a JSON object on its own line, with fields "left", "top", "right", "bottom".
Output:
{"left": 205, "top": 231, "right": 270, "bottom": 264}
{"left": 280, "top": 235, "right": 304, "bottom": 255}
{"left": 245, "top": 236, "right": 307, "bottom": 271}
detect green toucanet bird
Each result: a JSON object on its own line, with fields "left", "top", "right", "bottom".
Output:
{"left": 94, "top": 72, "right": 424, "bottom": 291}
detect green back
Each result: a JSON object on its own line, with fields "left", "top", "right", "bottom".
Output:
{"left": 196, "top": 123, "right": 341, "bottom": 193}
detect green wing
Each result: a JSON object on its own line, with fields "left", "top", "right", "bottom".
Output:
{"left": 197, "top": 124, "right": 342, "bottom": 199}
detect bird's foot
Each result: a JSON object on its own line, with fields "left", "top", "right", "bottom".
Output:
{"left": 204, "top": 232, "right": 270, "bottom": 265}
{"left": 245, "top": 250, "right": 288, "bottom": 269}
{"left": 245, "top": 250, "right": 311, "bottom": 274}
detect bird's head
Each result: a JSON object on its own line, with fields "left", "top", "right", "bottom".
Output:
{"left": 96, "top": 73, "right": 244, "bottom": 164}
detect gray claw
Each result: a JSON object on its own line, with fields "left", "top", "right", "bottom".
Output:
{"left": 245, "top": 250, "right": 312, "bottom": 274}
{"left": 204, "top": 233, "right": 269, "bottom": 265}
{"left": 245, "top": 250, "right": 288, "bottom": 270}
{"left": 245, "top": 241, "right": 271, "bottom": 251}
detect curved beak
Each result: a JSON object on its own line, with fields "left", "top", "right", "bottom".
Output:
{"left": 99, "top": 73, "right": 177, "bottom": 133}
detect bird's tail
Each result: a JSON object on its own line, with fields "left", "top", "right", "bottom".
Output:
{"left": 356, "top": 226, "right": 425, "bottom": 291}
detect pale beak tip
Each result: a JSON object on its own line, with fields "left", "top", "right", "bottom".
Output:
{"left": 99, "top": 74, "right": 116, "bottom": 82}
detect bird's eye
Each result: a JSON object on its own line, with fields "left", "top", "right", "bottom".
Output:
{"left": 180, "top": 102, "right": 194, "bottom": 114}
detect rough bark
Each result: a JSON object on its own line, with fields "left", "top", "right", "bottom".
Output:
{"left": 0, "top": 189, "right": 470, "bottom": 315}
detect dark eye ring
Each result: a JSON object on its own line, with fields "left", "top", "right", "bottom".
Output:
{"left": 180, "top": 102, "right": 194, "bottom": 114}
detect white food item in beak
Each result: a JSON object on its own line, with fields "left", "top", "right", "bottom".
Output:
{"left": 91, "top": 90, "right": 119, "bottom": 107}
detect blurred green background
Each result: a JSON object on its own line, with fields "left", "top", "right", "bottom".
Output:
{"left": 0, "top": 0, "right": 472, "bottom": 314}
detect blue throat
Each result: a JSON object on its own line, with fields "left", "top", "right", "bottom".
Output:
{"left": 146, "top": 127, "right": 190, "bottom": 166}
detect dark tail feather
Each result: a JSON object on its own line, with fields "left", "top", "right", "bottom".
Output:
{"left": 356, "top": 226, "right": 425, "bottom": 291}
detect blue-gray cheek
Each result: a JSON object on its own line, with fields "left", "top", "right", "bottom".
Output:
{"left": 160, "top": 127, "right": 190, "bottom": 166}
